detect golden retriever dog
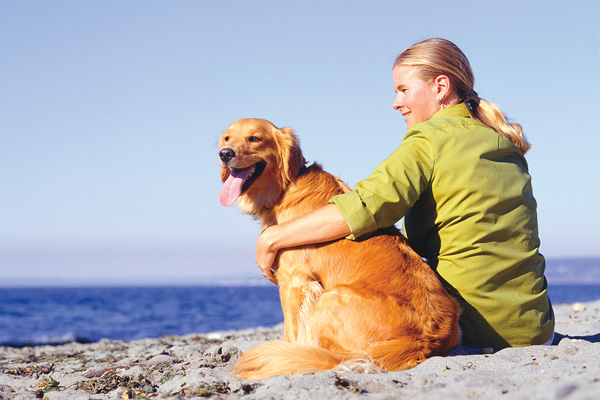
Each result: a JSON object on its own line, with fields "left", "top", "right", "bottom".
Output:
{"left": 218, "top": 118, "right": 460, "bottom": 380}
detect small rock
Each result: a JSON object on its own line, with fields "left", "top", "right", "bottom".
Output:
{"left": 206, "top": 333, "right": 222, "bottom": 340}
{"left": 563, "top": 346, "right": 579, "bottom": 356}
{"left": 572, "top": 303, "right": 586, "bottom": 313}
{"left": 144, "top": 354, "right": 177, "bottom": 366}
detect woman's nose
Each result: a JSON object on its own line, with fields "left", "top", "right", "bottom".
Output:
{"left": 392, "top": 94, "right": 402, "bottom": 110}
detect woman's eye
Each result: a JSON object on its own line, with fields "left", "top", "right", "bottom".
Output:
{"left": 249, "top": 136, "right": 262, "bottom": 142}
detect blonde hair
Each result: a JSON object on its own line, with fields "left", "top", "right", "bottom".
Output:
{"left": 395, "top": 38, "right": 531, "bottom": 154}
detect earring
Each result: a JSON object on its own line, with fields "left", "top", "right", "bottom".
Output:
{"left": 437, "top": 95, "right": 446, "bottom": 105}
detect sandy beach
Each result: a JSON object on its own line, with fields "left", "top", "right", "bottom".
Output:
{"left": 1, "top": 300, "right": 598, "bottom": 400}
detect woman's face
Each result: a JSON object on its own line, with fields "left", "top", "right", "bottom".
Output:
{"left": 392, "top": 65, "right": 441, "bottom": 129}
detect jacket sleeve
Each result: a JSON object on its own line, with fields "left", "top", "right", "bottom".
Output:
{"left": 329, "top": 129, "right": 434, "bottom": 240}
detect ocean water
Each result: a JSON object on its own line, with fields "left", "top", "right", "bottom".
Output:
{"left": 0, "top": 286, "right": 283, "bottom": 347}
{"left": 1, "top": 257, "right": 599, "bottom": 347}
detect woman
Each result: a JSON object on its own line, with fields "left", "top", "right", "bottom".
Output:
{"left": 256, "top": 38, "right": 554, "bottom": 352}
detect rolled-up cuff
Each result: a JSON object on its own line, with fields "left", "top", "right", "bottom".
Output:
{"left": 329, "top": 192, "right": 378, "bottom": 240}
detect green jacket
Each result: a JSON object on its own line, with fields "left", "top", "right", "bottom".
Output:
{"left": 330, "top": 103, "right": 554, "bottom": 349}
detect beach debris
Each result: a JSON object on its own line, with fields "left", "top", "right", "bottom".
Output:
{"left": 2, "top": 363, "right": 54, "bottom": 376}
{"left": 523, "top": 361, "right": 539, "bottom": 366}
{"left": 120, "top": 389, "right": 134, "bottom": 399}
{"left": 37, "top": 376, "right": 61, "bottom": 393}
{"left": 392, "top": 379, "right": 408, "bottom": 388}
{"left": 191, "top": 334, "right": 223, "bottom": 345}
{"left": 179, "top": 382, "right": 231, "bottom": 398}
{"left": 203, "top": 345, "right": 241, "bottom": 366}
{"left": 462, "top": 361, "right": 475, "bottom": 370}
{"left": 83, "top": 365, "right": 132, "bottom": 378}
{"left": 120, "top": 388, "right": 151, "bottom": 399}
{"left": 334, "top": 375, "right": 364, "bottom": 394}
{"left": 4, "top": 351, "right": 85, "bottom": 366}
{"left": 76, "top": 371, "right": 157, "bottom": 395}
{"left": 240, "top": 383, "right": 259, "bottom": 395}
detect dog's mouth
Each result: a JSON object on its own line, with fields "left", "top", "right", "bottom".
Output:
{"left": 218, "top": 161, "right": 266, "bottom": 207}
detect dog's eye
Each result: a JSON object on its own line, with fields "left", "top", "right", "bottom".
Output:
{"left": 249, "top": 136, "right": 262, "bottom": 143}
{"left": 223, "top": 136, "right": 230, "bottom": 142}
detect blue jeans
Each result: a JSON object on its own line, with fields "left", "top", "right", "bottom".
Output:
{"left": 449, "top": 332, "right": 555, "bottom": 356}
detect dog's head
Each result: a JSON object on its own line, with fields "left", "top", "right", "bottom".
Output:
{"left": 218, "top": 118, "right": 305, "bottom": 214}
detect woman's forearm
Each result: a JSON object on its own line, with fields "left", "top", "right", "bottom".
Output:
{"left": 255, "top": 204, "right": 350, "bottom": 284}
{"left": 267, "top": 204, "right": 350, "bottom": 250}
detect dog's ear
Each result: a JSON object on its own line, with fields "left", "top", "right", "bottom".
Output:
{"left": 221, "top": 167, "right": 231, "bottom": 183}
{"left": 275, "top": 127, "right": 305, "bottom": 185}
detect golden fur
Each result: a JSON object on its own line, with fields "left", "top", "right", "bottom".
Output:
{"left": 218, "top": 118, "right": 460, "bottom": 380}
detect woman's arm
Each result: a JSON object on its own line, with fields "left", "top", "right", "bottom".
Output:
{"left": 255, "top": 203, "right": 351, "bottom": 284}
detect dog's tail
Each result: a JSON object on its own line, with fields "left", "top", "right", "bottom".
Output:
{"left": 233, "top": 340, "right": 379, "bottom": 381}
{"left": 367, "top": 336, "right": 428, "bottom": 371}
{"left": 233, "top": 337, "right": 429, "bottom": 380}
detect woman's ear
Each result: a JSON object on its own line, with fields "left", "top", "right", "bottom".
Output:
{"left": 434, "top": 74, "right": 452, "bottom": 98}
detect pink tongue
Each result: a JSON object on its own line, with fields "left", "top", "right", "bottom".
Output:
{"left": 218, "top": 167, "right": 253, "bottom": 207}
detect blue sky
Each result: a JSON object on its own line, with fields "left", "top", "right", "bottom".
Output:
{"left": 1, "top": 1, "right": 599, "bottom": 286}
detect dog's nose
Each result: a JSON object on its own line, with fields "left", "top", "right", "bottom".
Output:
{"left": 219, "top": 148, "right": 236, "bottom": 163}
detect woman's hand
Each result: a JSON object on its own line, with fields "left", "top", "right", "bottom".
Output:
{"left": 255, "top": 226, "right": 279, "bottom": 285}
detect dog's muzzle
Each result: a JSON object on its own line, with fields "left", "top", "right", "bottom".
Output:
{"left": 219, "top": 148, "right": 235, "bottom": 164}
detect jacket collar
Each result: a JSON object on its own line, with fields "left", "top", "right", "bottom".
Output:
{"left": 431, "top": 102, "right": 471, "bottom": 120}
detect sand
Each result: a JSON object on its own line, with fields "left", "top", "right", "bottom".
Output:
{"left": 1, "top": 300, "right": 599, "bottom": 400}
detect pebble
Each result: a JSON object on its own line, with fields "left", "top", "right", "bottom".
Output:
{"left": 573, "top": 303, "right": 587, "bottom": 313}
{"left": 144, "top": 354, "right": 178, "bottom": 367}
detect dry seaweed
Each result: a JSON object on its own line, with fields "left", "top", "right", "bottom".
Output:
{"left": 184, "top": 382, "right": 230, "bottom": 398}
{"left": 37, "top": 376, "right": 61, "bottom": 393}
{"left": 2, "top": 364, "right": 54, "bottom": 376}
{"left": 334, "top": 375, "right": 364, "bottom": 394}
{"left": 76, "top": 371, "right": 157, "bottom": 395}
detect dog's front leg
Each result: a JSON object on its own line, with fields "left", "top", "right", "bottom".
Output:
{"left": 277, "top": 265, "right": 323, "bottom": 345}
{"left": 277, "top": 267, "right": 304, "bottom": 343}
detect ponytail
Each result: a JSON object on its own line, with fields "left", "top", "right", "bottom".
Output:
{"left": 466, "top": 96, "right": 531, "bottom": 154}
